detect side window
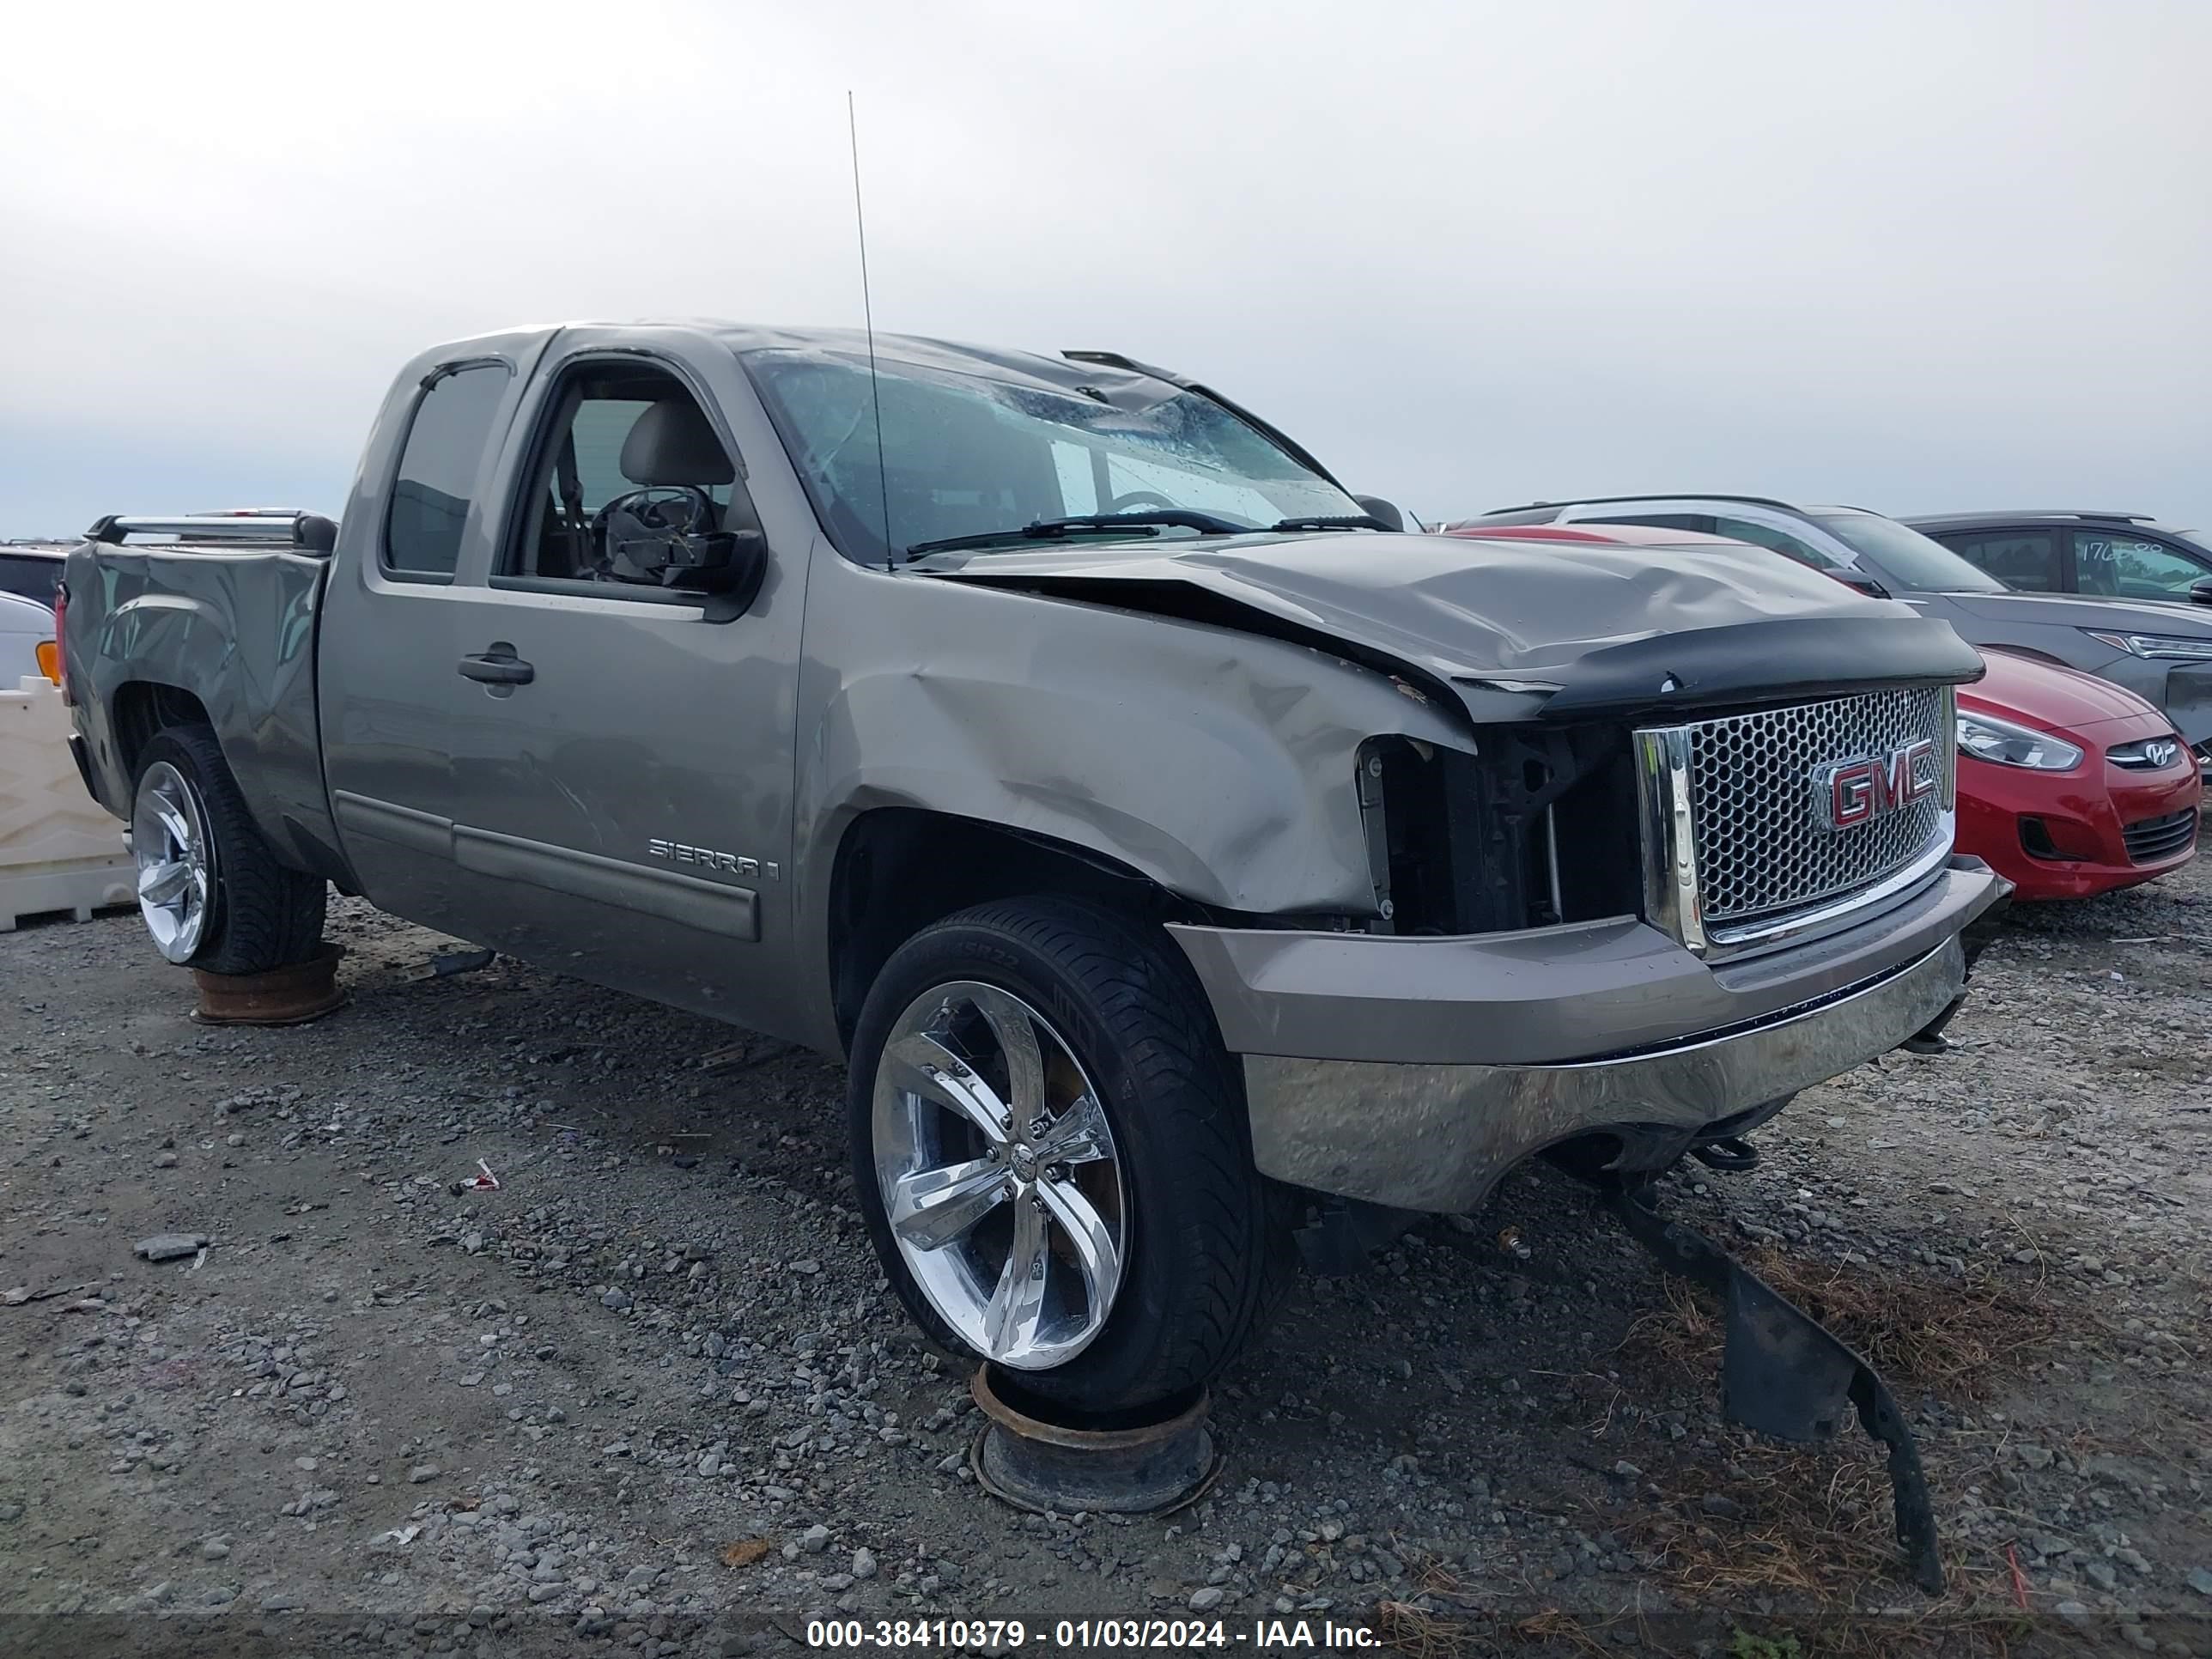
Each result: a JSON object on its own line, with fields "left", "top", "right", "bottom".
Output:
{"left": 503, "top": 365, "right": 745, "bottom": 592}
{"left": 1597, "top": 513, "right": 1715, "bottom": 533}
{"left": 384, "top": 363, "right": 512, "bottom": 579}
{"left": 1713, "top": 516, "right": 1838, "bottom": 570}
{"left": 1941, "top": 530, "right": 2058, "bottom": 591}
{"left": 0, "top": 554, "right": 62, "bottom": 605}
{"left": 2074, "top": 532, "right": 2210, "bottom": 600}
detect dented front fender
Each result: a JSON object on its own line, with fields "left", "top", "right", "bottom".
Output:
{"left": 787, "top": 556, "right": 1468, "bottom": 1039}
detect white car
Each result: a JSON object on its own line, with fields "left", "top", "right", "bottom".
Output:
{"left": 3, "top": 589, "right": 58, "bottom": 686}
{"left": 1, "top": 542, "right": 68, "bottom": 606}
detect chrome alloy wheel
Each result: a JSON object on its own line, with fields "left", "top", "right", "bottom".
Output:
{"left": 131, "top": 761, "right": 213, "bottom": 963}
{"left": 872, "top": 981, "right": 1126, "bottom": 1370}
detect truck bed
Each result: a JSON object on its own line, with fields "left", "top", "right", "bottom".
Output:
{"left": 63, "top": 515, "right": 346, "bottom": 884}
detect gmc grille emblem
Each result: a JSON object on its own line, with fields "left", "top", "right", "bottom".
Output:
{"left": 1810, "top": 738, "right": 1939, "bottom": 831}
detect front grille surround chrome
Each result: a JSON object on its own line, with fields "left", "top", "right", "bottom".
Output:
{"left": 1638, "top": 687, "right": 1957, "bottom": 959}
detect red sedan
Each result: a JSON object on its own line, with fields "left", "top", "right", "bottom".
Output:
{"left": 1953, "top": 647, "right": 2199, "bottom": 899}
{"left": 1443, "top": 521, "right": 2202, "bottom": 900}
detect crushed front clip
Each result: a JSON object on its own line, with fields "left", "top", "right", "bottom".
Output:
{"left": 1607, "top": 1180, "right": 1944, "bottom": 1594}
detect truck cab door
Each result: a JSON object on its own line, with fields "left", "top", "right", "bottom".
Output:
{"left": 319, "top": 337, "right": 545, "bottom": 934}
{"left": 429, "top": 330, "right": 809, "bottom": 1038}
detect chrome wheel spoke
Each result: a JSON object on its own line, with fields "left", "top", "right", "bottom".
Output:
{"left": 1033, "top": 1092, "right": 1112, "bottom": 1166}
{"left": 968, "top": 985, "right": 1045, "bottom": 1116}
{"left": 139, "top": 859, "right": 192, "bottom": 905}
{"left": 884, "top": 1030, "right": 1012, "bottom": 1146}
{"left": 873, "top": 979, "right": 1126, "bottom": 1372}
{"left": 153, "top": 802, "right": 192, "bottom": 855}
{"left": 131, "top": 762, "right": 212, "bottom": 963}
{"left": 890, "top": 1156, "right": 1010, "bottom": 1252}
{"left": 983, "top": 1198, "right": 1051, "bottom": 1362}
{"left": 1037, "top": 1176, "right": 1121, "bottom": 1315}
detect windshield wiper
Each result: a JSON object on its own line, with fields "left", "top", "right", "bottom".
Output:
{"left": 903, "top": 511, "right": 1247, "bottom": 562}
{"left": 1270, "top": 514, "right": 1394, "bottom": 532}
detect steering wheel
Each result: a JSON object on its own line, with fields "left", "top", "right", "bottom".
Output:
{"left": 592, "top": 485, "right": 715, "bottom": 538}
{"left": 1106, "top": 489, "right": 1179, "bottom": 514}
{"left": 589, "top": 486, "right": 718, "bottom": 581}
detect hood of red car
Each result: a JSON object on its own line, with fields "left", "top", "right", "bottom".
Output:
{"left": 1961, "top": 647, "right": 2164, "bottom": 732}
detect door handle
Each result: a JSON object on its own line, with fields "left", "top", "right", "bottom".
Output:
{"left": 458, "top": 652, "right": 534, "bottom": 686}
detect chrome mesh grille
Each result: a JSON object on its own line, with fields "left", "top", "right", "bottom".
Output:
{"left": 1679, "top": 688, "right": 1950, "bottom": 927}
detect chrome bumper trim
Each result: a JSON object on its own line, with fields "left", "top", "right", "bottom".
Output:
{"left": 1242, "top": 935, "right": 1966, "bottom": 1213}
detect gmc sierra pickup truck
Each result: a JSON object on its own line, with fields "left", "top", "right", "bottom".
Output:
{"left": 60, "top": 322, "right": 2008, "bottom": 1417}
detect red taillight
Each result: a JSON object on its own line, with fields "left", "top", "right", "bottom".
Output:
{"left": 51, "top": 584, "right": 70, "bottom": 702}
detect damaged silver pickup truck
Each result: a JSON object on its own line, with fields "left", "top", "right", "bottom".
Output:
{"left": 60, "top": 323, "right": 2008, "bottom": 1437}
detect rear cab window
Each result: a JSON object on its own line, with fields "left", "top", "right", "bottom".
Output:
{"left": 383, "top": 362, "right": 514, "bottom": 582}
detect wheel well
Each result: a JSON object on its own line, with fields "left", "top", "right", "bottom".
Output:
{"left": 827, "top": 809, "right": 1185, "bottom": 1048}
{"left": 112, "top": 683, "right": 212, "bottom": 781}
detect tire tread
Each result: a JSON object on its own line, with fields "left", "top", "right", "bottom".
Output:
{"left": 848, "top": 896, "right": 1289, "bottom": 1413}
{"left": 135, "top": 725, "right": 326, "bottom": 975}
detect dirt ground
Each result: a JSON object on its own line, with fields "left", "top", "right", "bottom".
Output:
{"left": 2, "top": 855, "right": 2208, "bottom": 1659}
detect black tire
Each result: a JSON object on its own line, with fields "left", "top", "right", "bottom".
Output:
{"left": 132, "top": 725, "right": 326, "bottom": 974}
{"left": 848, "top": 896, "right": 1289, "bottom": 1416}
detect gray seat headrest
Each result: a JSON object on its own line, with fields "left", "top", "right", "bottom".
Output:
{"left": 620, "top": 398, "right": 735, "bottom": 487}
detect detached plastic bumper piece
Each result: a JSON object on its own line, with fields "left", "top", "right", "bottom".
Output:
{"left": 1608, "top": 1181, "right": 1944, "bottom": 1594}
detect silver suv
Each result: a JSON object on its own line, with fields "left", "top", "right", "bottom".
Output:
{"left": 1462, "top": 495, "right": 2212, "bottom": 768}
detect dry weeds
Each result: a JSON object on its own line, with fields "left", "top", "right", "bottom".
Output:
{"left": 1633, "top": 1441, "right": 1911, "bottom": 1601}
{"left": 1593, "top": 1246, "right": 2073, "bottom": 1650}
{"left": 1622, "top": 1248, "right": 2056, "bottom": 1401}
{"left": 1373, "top": 1597, "right": 1480, "bottom": 1657}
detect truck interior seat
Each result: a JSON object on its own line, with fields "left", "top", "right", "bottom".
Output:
{"left": 617, "top": 397, "right": 735, "bottom": 493}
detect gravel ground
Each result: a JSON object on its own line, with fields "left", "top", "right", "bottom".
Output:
{"left": 2, "top": 859, "right": 2209, "bottom": 1659}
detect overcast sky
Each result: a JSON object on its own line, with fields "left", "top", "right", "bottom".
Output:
{"left": 3, "top": 0, "right": 2208, "bottom": 539}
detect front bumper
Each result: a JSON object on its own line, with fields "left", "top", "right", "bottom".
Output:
{"left": 1168, "top": 858, "right": 2007, "bottom": 1212}
{"left": 1956, "top": 751, "right": 2202, "bottom": 901}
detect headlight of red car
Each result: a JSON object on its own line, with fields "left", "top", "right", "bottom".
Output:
{"left": 1955, "top": 709, "right": 2083, "bottom": 770}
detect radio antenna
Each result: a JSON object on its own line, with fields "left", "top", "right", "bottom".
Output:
{"left": 848, "top": 90, "right": 894, "bottom": 571}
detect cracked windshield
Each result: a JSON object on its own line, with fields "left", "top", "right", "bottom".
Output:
{"left": 745, "top": 350, "right": 1362, "bottom": 562}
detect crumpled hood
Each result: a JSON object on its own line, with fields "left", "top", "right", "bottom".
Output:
{"left": 919, "top": 531, "right": 1984, "bottom": 721}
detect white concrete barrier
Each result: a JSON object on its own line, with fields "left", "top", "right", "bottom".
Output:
{"left": 1, "top": 675, "right": 133, "bottom": 931}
